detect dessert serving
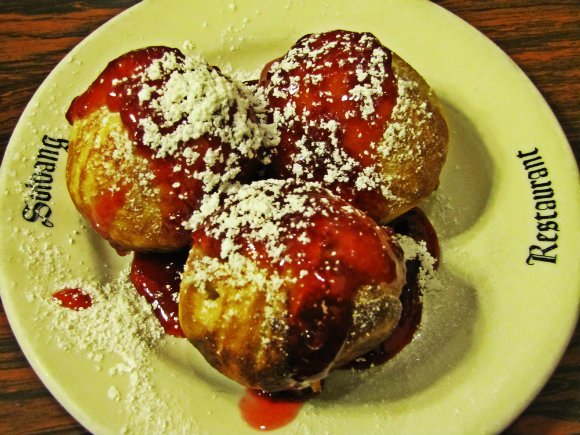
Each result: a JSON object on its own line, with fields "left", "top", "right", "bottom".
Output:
{"left": 62, "top": 28, "right": 448, "bottom": 420}
{"left": 3, "top": 2, "right": 578, "bottom": 433}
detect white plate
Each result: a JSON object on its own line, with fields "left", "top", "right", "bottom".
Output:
{"left": 1, "top": 0, "right": 579, "bottom": 434}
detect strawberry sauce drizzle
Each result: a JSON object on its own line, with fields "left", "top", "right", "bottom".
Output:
{"left": 129, "top": 250, "right": 188, "bottom": 338}
{"left": 90, "top": 187, "right": 127, "bottom": 238}
{"left": 66, "top": 47, "right": 192, "bottom": 235}
{"left": 191, "top": 184, "right": 403, "bottom": 384}
{"left": 66, "top": 46, "right": 182, "bottom": 125}
{"left": 50, "top": 207, "right": 438, "bottom": 431}
{"left": 66, "top": 47, "right": 257, "bottom": 241}
{"left": 239, "top": 389, "right": 306, "bottom": 431}
{"left": 259, "top": 30, "right": 399, "bottom": 220}
{"left": 52, "top": 288, "right": 92, "bottom": 310}
{"left": 260, "top": 30, "right": 397, "bottom": 168}
{"left": 346, "top": 207, "right": 439, "bottom": 369}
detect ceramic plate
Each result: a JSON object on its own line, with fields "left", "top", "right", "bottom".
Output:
{"left": 1, "top": 0, "right": 579, "bottom": 434}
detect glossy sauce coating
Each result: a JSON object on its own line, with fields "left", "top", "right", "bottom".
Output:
{"left": 90, "top": 187, "right": 127, "bottom": 238}
{"left": 239, "top": 389, "right": 307, "bottom": 431}
{"left": 66, "top": 47, "right": 248, "bottom": 240}
{"left": 67, "top": 47, "right": 180, "bottom": 124}
{"left": 234, "top": 208, "right": 439, "bottom": 429}
{"left": 52, "top": 288, "right": 92, "bottom": 310}
{"left": 125, "top": 208, "right": 436, "bottom": 363}
{"left": 259, "top": 30, "right": 399, "bottom": 219}
{"left": 130, "top": 251, "right": 188, "bottom": 338}
{"left": 122, "top": 207, "right": 437, "bottom": 431}
{"left": 346, "top": 207, "right": 439, "bottom": 369}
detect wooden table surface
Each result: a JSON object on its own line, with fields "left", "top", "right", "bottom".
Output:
{"left": 0, "top": 1, "right": 578, "bottom": 434}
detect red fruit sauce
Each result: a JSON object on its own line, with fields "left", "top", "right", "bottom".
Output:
{"left": 390, "top": 207, "right": 440, "bottom": 268}
{"left": 59, "top": 32, "right": 440, "bottom": 432}
{"left": 345, "top": 207, "right": 439, "bottom": 369}
{"left": 283, "top": 202, "right": 401, "bottom": 382}
{"left": 66, "top": 46, "right": 182, "bottom": 125}
{"left": 236, "top": 207, "right": 439, "bottom": 430}
{"left": 51, "top": 207, "right": 437, "bottom": 431}
{"left": 260, "top": 30, "right": 397, "bottom": 164}
{"left": 52, "top": 288, "right": 92, "bottom": 310}
{"left": 239, "top": 389, "right": 307, "bottom": 431}
{"left": 259, "top": 30, "right": 399, "bottom": 219}
{"left": 129, "top": 250, "right": 189, "bottom": 338}
{"left": 65, "top": 47, "right": 239, "bottom": 239}
{"left": 90, "top": 187, "right": 128, "bottom": 238}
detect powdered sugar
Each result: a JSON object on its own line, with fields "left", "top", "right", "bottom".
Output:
{"left": 255, "top": 30, "right": 441, "bottom": 220}
{"left": 394, "top": 233, "right": 438, "bottom": 292}
{"left": 137, "top": 51, "right": 260, "bottom": 160}
{"left": 29, "top": 262, "right": 188, "bottom": 432}
{"left": 103, "top": 46, "right": 279, "bottom": 221}
{"left": 187, "top": 179, "right": 333, "bottom": 262}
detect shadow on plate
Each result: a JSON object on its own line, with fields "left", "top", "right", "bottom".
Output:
{"left": 318, "top": 266, "right": 479, "bottom": 405}
{"left": 155, "top": 331, "right": 243, "bottom": 396}
{"left": 85, "top": 228, "right": 130, "bottom": 282}
{"left": 422, "top": 99, "right": 494, "bottom": 241}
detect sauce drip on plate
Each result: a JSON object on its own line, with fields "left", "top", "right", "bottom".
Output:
{"left": 51, "top": 208, "right": 437, "bottom": 431}
{"left": 130, "top": 250, "right": 188, "bottom": 338}
{"left": 237, "top": 207, "right": 439, "bottom": 430}
{"left": 52, "top": 288, "right": 93, "bottom": 310}
{"left": 239, "top": 389, "right": 313, "bottom": 431}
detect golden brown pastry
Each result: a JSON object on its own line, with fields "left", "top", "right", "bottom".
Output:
{"left": 65, "top": 46, "right": 267, "bottom": 252}
{"left": 179, "top": 180, "right": 406, "bottom": 392}
{"left": 258, "top": 30, "right": 448, "bottom": 223}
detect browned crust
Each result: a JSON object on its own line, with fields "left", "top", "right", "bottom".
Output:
{"left": 66, "top": 108, "right": 191, "bottom": 251}
{"left": 179, "top": 247, "right": 404, "bottom": 392}
{"left": 376, "top": 54, "right": 449, "bottom": 223}
{"left": 179, "top": 246, "right": 294, "bottom": 391}
{"left": 334, "top": 284, "right": 403, "bottom": 367}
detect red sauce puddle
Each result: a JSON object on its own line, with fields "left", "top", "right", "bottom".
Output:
{"left": 239, "top": 389, "right": 307, "bottom": 431}
{"left": 52, "top": 288, "right": 92, "bottom": 310}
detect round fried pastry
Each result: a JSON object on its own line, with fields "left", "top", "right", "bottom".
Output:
{"left": 66, "top": 46, "right": 266, "bottom": 251}
{"left": 179, "top": 180, "right": 406, "bottom": 392}
{"left": 258, "top": 30, "right": 448, "bottom": 223}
